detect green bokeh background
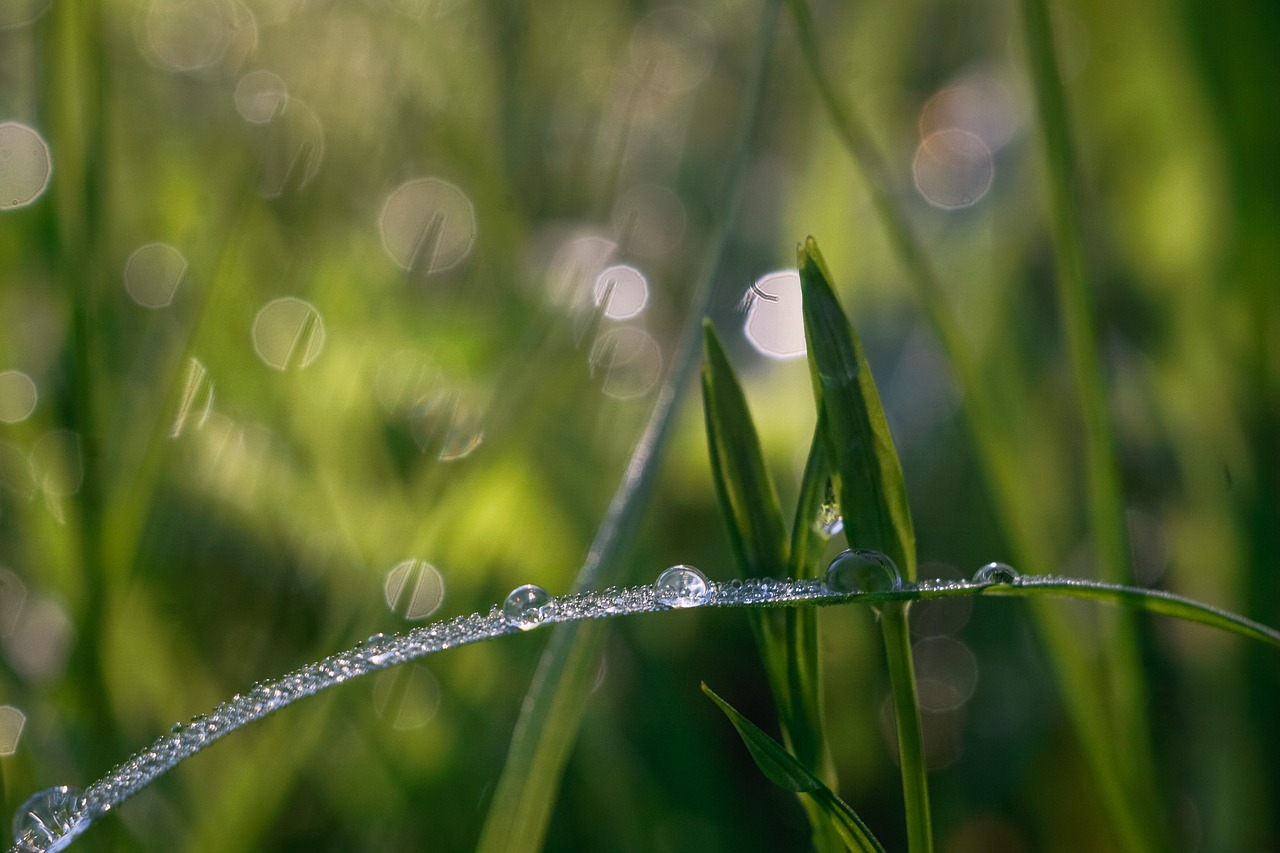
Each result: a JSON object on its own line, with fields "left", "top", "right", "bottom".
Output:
{"left": 1, "top": 0, "right": 1276, "bottom": 850}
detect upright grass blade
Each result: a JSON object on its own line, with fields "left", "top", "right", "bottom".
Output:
{"left": 475, "top": 3, "right": 784, "bottom": 849}
{"left": 798, "top": 238, "right": 931, "bottom": 853}
{"left": 1016, "top": 5, "right": 1164, "bottom": 844}
{"left": 702, "top": 323, "right": 838, "bottom": 848}
{"left": 787, "top": 2, "right": 1161, "bottom": 847}
{"left": 703, "top": 684, "right": 887, "bottom": 853}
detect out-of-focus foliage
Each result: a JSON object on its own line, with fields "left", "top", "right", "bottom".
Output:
{"left": 0, "top": 0, "right": 1275, "bottom": 850}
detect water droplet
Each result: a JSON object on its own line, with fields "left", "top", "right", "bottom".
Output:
{"left": 972, "top": 562, "right": 1019, "bottom": 585}
{"left": 824, "top": 549, "right": 902, "bottom": 594}
{"left": 816, "top": 478, "right": 843, "bottom": 537}
{"left": 0, "top": 122, "right": 52, "bottom": 210}
{"left": 591, "top": 264, "right": 649, "bottom": 319}
{"left": 502, "top": 584, "right": 553, "bottom": 630}
{"left": 251, "top": 297, "right": 325, "bottom": 370}
{"left": 11, "top": 786, "right": 88, "bottom": 853}
{"left": 654, "top": 565, "right": 709, "bottom": 608}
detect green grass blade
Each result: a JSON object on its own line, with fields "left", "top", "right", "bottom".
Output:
{"left": 701, "top": 321, "right": 789, "bottom": 578}
{"left": 702, "top": 683, "right": 887, "bottom": 853}
{"left": 475, "top": 3, "right": 784, "bottom": 849}
{"left": 797, "top": 237, "right": 915, "bottom": 582}
{"left": 797, "top": 237, "right": 931, "bottom": 852}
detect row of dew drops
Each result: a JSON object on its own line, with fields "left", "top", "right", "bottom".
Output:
{"left": 13, "top": 547, "right": 1018, "bottom": 851}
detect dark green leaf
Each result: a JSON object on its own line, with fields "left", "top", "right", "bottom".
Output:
{"left": 703, "top": 683, "right": 887, "bottom": 853}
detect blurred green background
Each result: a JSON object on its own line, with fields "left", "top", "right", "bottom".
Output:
{"left": 0, "top": 0, "right": 1276, "bottom": 850}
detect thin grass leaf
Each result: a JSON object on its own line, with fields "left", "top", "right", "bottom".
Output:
{"left": 797, "top": 238, "right": 915, "bottom": 581}
{"left": 702, "top": 683, "right": 887, "bottom": 853}
{"left": 701, "top": 320, "right": 788, "bottom": 578}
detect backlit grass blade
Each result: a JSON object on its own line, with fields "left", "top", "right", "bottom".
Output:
{"left": 702, "top": 683, "right": 887, "bottom": 853}
{"left": 797, "top": 238, "right": 915, "bottom": 581}
{"left": 701, "top": 320, "right": 788, "bottom": 579}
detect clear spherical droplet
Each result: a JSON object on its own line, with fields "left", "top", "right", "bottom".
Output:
{"left": 824, "top": 549, "right": 902, "bottom": 595}
{"left": 654, "top": 564, "right": 709, "bottom": 608}
{"left": 502, "top": 584, "right": 552, "bottom": 630}
{"left": 12, "top": 786, "right": 88, "bottom": 853}
{"left": 972, "top": 562, "right": 1019, "bottom": 585}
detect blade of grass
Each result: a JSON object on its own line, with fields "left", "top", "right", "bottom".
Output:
{"left": 475, "top": 3, "right": 785, "bottom": 849}
{"left": 786, "top": 2, "right": 1160, "bottom": 847}
{"left": 703, "top": 683, "right": 887, "bottom": 853}
{"left": 798, "top": 237, "right": 930, "bottom": 852}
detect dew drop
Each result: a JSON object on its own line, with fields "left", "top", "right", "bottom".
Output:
{"left": 972, "top": 562, "right": 1019, "bottom": 585}
{"left": 824, "top": 549, "right": 902, "bottom": 595}
{"left": 11, "top": 786, "right": 88, "bottom": 853}
{"left": 502, "top": 584, "right": 553, "bottom": 630}
{"left": 654, "top": 564, "right": 710, "bottom": 608}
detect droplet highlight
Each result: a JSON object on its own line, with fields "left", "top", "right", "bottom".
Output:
{"left": 824, "top": 549, "right": 902, "bottom": 595}
{"left": 383, "top": 560, "right": 445, "bottom": 621}
{"left": 379, "top": 177, "right": 477, "bottom": 275}
{"left": 654, "top": 564, "right": 710, "bottom": 608}
{"left": 502, "top": 584, "right": 553, "bottom": 630}
{"left": 11, "top": 785, "right": 88, "bottom": 853}
{"left": 972, "top": 562, "right": 1019, "bottom": 585}
{"left": 251, "top": 297, "right": 325, "bottom": 370}
{"left": 743, "top": 270, "right": 805, "bottom": 359}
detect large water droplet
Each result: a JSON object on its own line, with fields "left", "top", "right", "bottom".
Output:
{"left": 502, "top": 584, "right": 553, "bottom": 630}
{"left": 824, "top": 549, "right": 902, "bottom": 594}
{"left": 654, "top": 565, "right": 709, "bottom": 608}
{"left": 12, "top": 786, "right": 88, "bottom": 853}
{"left": 972, "top": 562, "right": 1019, "bottom": 585}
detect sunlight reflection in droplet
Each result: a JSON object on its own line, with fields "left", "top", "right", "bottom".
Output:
{"left": 170, "top": 357, "right": 214, "bottom": 437}
{"left": 743, "top": 271, "right": 805, "bottom": 359}
{"left": 379, "top": 178, "right": 477, "bottom": 274}
{"left": 912, "top": 129, "right": 993, "bottom": 210}
{"left": 0, "top": 705, "right": 24, "bottom": 755}
{"left": 628, "top": 7, "right": 715, "bottom": 96}
{"left": 611, "top": 184, "right": 686, "bottom": 258}
{"left": 0, "top": 0, "right": 50, "bottom": 29}
{"left": 0, "top": 371, "right": 37, "bottom": 423}
{"left": 590, "top": 326, "right": 661, "bottom": 399}
{"left": 4, "top": 598, "right": 72, "bottom": 681}
{"left": 0, "top": 567, "right": 26, "bottom": 637}
{"left": 234, "top": 70, "right": 288, "bottom": 123}
{"left": 592, "top": 265, "right": 648, "bottom": 320}
{"left": 124, "top": 243, "right": 187, "bottom": 308}
{"left": 259, "top": 99, "right": 325, "bottom": 197}
{"left": 252, "top": 297, "right": 325, "bottom": 370}
{"left": 0, "top": 122, "right": 52, "bottom": 210}
{"left": 30, "top": 430, "right": 83, "bottom": 498}
{"left": 384, "top": 560, "right": 445, "bottom": 621}
{"left": 372, "top": 664, "right": 441, "bottom": 730}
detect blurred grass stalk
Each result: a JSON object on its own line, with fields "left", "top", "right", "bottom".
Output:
{"left": 788, "top": 0, "right": 1163, "bottom": 848}
{"left": 475, "top": 1, "right": 785, "bottom": 850}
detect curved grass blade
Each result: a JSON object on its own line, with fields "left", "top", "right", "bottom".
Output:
{"left": 702, "top": 683, "right": 887, "bottom": 853}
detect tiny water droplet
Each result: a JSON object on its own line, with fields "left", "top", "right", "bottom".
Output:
{"left": 972, "top": 562, "right": 1019, "bottom": 585}
{"left": 654, "top": 564, "right": 709, "bottom": 608}
{"left": 824, "top": 549, "right": 902, "bottom": 594}
{"left": 12, "top": 786, "right": 88, "bottom": 853}
{"left": 502, "top": 584, "right": 553, "bottom": 630}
